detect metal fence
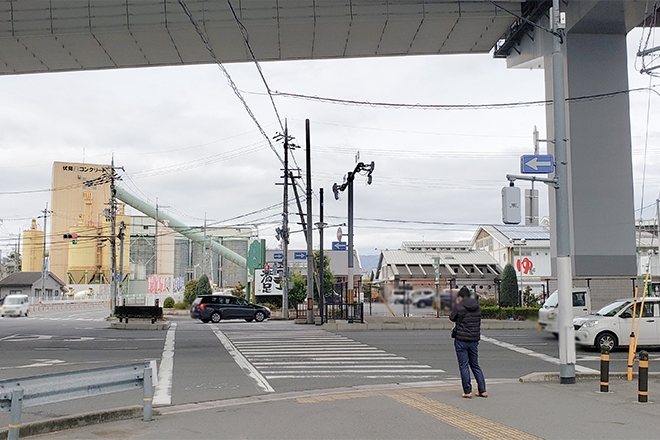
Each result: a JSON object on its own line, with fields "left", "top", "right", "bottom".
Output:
{"left": 295, "top": 302, "right": 364, "bottom": 324}
{"left": 0, "top": 362, "right": 156, "bottom": 439}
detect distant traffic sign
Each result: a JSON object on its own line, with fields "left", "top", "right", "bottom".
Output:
{"left": 294, "top": 252, "right": 306, "bottom": 259}
{"left": 273, "top": 253, "right": 283, "bottom": 260}
{"left": 521, "top": 155, "right": 554, "bottom": 174}
{"left": 332, "top": 241, "right": 347, "bottom": 251}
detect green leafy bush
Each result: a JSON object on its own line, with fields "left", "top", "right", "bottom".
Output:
{"left": 482, "top": 306, "right": 540, "bottom": 320}
{"left": 183, "top": 279, "right": 199, "bottom": 306}
{"left": 163, "top": 297, "right": 175, "bottom": 308}
{"left": 174, "top": 302, "right": 187, "bottom": 310}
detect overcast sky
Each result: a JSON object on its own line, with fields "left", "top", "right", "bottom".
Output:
{"left": 0, "top": 28, "right": 658, "bottom": 259}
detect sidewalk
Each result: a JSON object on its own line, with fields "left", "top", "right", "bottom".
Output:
{"left": 8, "top": 376, "right": 660, "bottom": 440}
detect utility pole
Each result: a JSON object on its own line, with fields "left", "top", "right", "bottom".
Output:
{"left": 305, "top": 119, "right": 314, "bottom": 324}
{"left": 316, "top": 188, "right": 327, "bottom": 324}
{"left": 155, "top": 198, "right": 158, "bottom": 278}
{"left": 282, "top": 124, "right": 290, "bottom": 319}
{"left": 118, "top": 221, "right": 126, "bottom": 299}
{"left": 40, "top": 203, "right": 48, "bottom": 300}
{"left": 109, "top": 157, "right": 118, "bottom": 314}
{"left": 550, "top": 1, "right": 575, "bottom": 384}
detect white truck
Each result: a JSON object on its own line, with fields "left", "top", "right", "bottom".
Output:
{"left": 538, "top": 288, "right": 591, "bottom": 335}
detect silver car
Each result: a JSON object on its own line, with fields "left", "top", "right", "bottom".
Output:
{"left": 573, "top": 297, "right": 660, "bottom": 351}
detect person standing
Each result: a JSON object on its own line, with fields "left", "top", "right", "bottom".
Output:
{"left": 449, "top": 286, "right": 487, "bottom": 398}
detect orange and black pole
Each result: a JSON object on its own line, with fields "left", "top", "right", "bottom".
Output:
{"left": 600, "top": 345, "right": 609, "bottom": 393}
{"left": 638, "top": 350, "right": 649, "bottom": 403}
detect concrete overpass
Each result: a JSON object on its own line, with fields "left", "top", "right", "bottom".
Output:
{"left": 2, "top": 0, "right": 658, "bottom": 280}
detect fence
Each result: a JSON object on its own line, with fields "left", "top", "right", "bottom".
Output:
{"left": 29, "top": 300, "right": 109, "bottom": 313}
{"left": 0, "top": 362, "right": 156, "bottom": 440}
{"left": 296, "top": 302, "right": 364, "bottom": 324}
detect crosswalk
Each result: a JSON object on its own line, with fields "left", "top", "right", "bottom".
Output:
{"left": 222, "top": 329, "right": 445, "bottom": 380}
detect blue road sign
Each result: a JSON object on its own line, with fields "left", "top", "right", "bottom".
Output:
{"left": 294, "top": 252, "right": 306, "bottom": 259}
{"left": 521, "top": 154, "right": 554, "bottom": 174}
{"left": 332, "top": 241, "right": 347, "bottom": 251}
{"left": 273, "top": 253, "right": 283, "bottom": 260}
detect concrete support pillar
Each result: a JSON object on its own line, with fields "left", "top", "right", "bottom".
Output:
{"left": 545, "top": 32, "right": 636, "bottom": 277}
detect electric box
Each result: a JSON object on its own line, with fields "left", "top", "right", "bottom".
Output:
{"left": 502, "top": 186, "right": 521, "bottom": 224}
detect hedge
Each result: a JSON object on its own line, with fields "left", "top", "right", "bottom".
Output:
{"left": 482, "top": 306, "right": 540, "bottom": 321}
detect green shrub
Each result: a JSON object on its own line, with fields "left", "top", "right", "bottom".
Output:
{"left": 174, "top": 302, "right": 187, "bottom": 310}
{"left": 500, "top": 264, "right": 519, "bottom": 307}
{"left": 482, "top": 306, "right": 540, "bottom": 320}
{"left": 183, "top": 279, "right": 199, "bottom": 306}
{"left": 479, "top": 298, "right": 498, "bottom": 308}
{"left": 163, "top": 297, "right": 175, "bottom": 308}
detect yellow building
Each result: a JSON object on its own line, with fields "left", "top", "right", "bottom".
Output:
{"left": 22, "top": 219, "right": 44, "bottom": 272}
{"left": 50, "top": 161, "right": 129, "bottom": 284}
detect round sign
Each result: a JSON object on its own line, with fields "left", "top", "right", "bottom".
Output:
{"left": 337, "top": 227, "right": 343, "bottom": 242}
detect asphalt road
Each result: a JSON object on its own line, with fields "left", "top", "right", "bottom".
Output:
{"left": 2, "top": 307, "right": 658, "bottom": 429}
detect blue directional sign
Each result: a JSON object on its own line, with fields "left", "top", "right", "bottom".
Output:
{"left": 332, "top": 241, "right": 347, "bottom": 251}
{"left": 294, "top": 251, "right": 307, "bottom": 259}
{"left": 273, "top": 253, "right": 283, "bottom": 260}
{"left": 521, "top": 154, "right": 554, "bottom": 174}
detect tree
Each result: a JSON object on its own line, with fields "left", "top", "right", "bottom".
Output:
{"left": 196, "top": 274, "right": 213, "bottom": 297}
{"left": 287, "top": 271, "right": 307, "bottom": 306}
{"left": 500, "top": 263, "right": 519, "bottom": 307}
{"left": 231, "top": 282, "right": 246, "bottom": 298}
{"left": 183, "top": 279, "right": 198, "bottom": 306}
{"left": 313, "top": 251, "right": 336, "bottom": 301}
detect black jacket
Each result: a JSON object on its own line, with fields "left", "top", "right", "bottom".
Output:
{"left": 449, "top": 297, "right": 481, "bottom": 342}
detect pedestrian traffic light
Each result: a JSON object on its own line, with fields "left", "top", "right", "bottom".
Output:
{"left": 264, "top": 264, "right": 270, "bottom": 275}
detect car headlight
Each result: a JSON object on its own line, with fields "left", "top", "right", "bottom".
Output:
{"left": 548, "top": 312, "right": 556, "bottom": 319}
{"left": 582, "top": 320, "right": 599, "bottom": 328}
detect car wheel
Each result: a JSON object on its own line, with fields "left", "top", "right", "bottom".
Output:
{"left": 210, "top": 312, "right": 222, "bottom": 323}
{"left": 595, "top": 332, "right": 617, "bottom": 351}
{"left": 417, "top": 302, "right": 427, "bottom": 308}
{"left": 245, "top": 318, "right": 253, "bottom": 322}
{"left": 254, "top": 311, "right": 266, "bottom": 322}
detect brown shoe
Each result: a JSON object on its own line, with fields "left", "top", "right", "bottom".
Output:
{"left": 462, "top": 393, "right": 472, "bottom": 398}
{"left": 476, "top": 392, "right": 488, "bottom": 398}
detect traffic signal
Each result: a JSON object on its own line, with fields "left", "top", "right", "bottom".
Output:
{"left": 264, "top": 264, "right": 270, "bottom": 275}
{"left": 63, "top": 233, "right": 78, "bottom": 244}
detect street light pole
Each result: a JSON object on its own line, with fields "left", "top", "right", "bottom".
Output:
{"left": 333, "top": 161, "right": 375, "bottom": 306}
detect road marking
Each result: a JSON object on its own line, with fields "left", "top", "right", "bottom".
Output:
{"left": 296, "top": 386, "right": 540, "bottom": 440}
{"left": 481, "top": 335, "right": 598, "bottom": 373}
{"left": 212, "top": 326, "right": 274, "bottom": 393}
{"left": 153, "top": 322, "right": 176, "bottom": 405}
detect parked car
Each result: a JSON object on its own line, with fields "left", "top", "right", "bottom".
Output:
{"left": 190, "top": 295, "right": 271, "bottom": 323}
{"left": 538, "top": 288, "right": 591, "bottom": 335}
{"left": 574, "top": 297, "right": 660, "bottom": 351}
{"left": 1, "top": 294, "right": 29, "bottom": 317}
{"left": 410, "top": 289, "right": 436, "bottom": 308}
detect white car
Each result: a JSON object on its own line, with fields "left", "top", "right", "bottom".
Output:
{"left": 538, "top": 288, "right": 591, "bottom": 335}
{"left": 1, "top": 294, "right": 30, "bottom": 317}
{"left": 573, "top": 297, "right": 660, "bottom": 351}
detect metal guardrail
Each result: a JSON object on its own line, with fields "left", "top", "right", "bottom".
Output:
{"left": 0, "top": 361, "right": 156, "bottom": 440}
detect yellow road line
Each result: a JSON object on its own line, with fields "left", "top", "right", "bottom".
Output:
{"left": 297, "top": 387, "right": 541, "bottom": 440}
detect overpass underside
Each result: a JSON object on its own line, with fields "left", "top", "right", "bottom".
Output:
{"left": 0, "top": 0, "right": 522, "bottom": 75}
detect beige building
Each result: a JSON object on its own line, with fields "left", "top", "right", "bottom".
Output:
{"left": 22, "top": 219, "right": 45, "bottom": 272}
{"left": 50, "top": 161, "right": 129, "bottom": 284}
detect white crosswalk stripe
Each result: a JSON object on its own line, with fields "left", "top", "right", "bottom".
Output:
{"left": 223, "top": 329, "right": 445, "bottom": 380}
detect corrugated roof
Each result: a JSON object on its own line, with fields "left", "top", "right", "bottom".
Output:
{"left": 491, "top": 224, "right": 549, "bottom": 241}
{"left": 0, "top": 272, "right": 42, "bottom": 286}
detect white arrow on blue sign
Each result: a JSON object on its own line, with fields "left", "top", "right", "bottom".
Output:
{"left": 332, "top": 241, "right": 347, "bottom": 251}
{"left": 294, "top": 252, "right": 306, "bottom": 259}
{"left": 521, "top": 154, "right": 554, "bottom": 174}
{"left": 273, "top": 253, "right": 283, "bottom": 259}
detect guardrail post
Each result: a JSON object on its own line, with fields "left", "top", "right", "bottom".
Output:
{"left": 143, "top": 367, "right": 153, "bottom": 421}
{"left": 8, "top": 387, "right": 24, "bottom": 440}
{"left": 600, "top": 345, "right": 609, "bottom": 393}
{"left": 639, "top": 350, "right": 649, "bottom": 403}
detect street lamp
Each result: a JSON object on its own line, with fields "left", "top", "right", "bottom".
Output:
{"left": 332, "top": 161, "right": 375, "bottom": 305}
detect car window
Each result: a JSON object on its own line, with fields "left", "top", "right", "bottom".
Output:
{"left": 236, "top": 298, "right": 248, "bottom": 306}
{"left": 227, "top": 297, "right": 238, "bottom": 305}
{"left": 572, "top": 292, "right": 586, "bottom": 307}
{"left": 632, "top": 302, "right": 655, "bottom": 318}
{"left": 596, "top": 300, "right": 629, "bottom": 316}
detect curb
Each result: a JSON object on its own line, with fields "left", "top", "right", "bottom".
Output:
{"left": 519, "top": 371, "right": 660, "bottom": 382}
{"left": 0, "top": 406, "right": 161, "bottom": 440}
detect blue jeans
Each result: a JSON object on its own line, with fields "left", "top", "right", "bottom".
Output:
{"left": 454, "top": 339, "right": 486, "bottom": 395}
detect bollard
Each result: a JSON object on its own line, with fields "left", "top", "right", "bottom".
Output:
{"left": 638, "top": 350, "right": 649, "bottom": 403}
{"left": 143, "top": 367, "right": 153, "bottom": 421}
{"left": 600, "top": 345, "right": 610, "bottom": 393}
{"left": 8, "top": 387, "right": 24, "bottom": 440}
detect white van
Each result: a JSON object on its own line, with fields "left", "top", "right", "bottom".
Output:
{"left": 1, "top": 294, "right": 30, "bottom": 317}
{"left": 538, "top": 288, "right": 591, "bottom": 335}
